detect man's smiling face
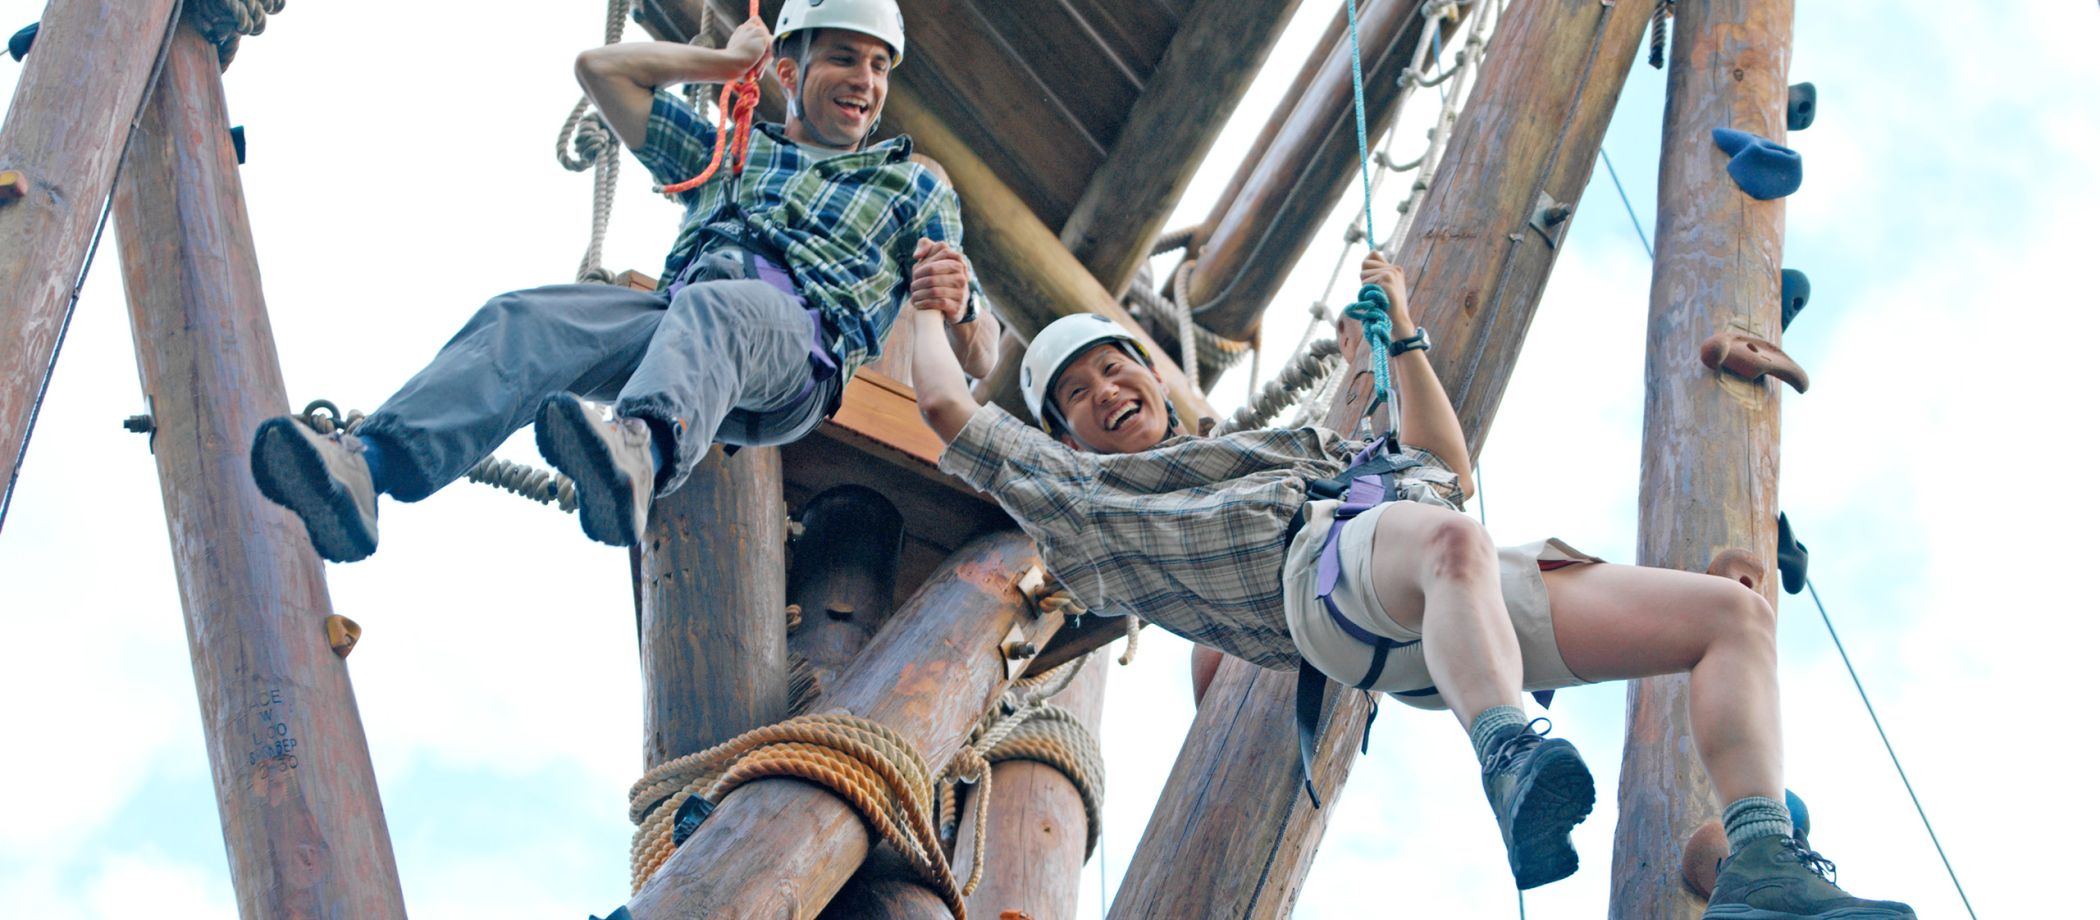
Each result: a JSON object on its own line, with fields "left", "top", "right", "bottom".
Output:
{"left": 1051, "top": 342, "right": 1171, "bottom": 454}
{"left": 778, "top": 29, "right": 893, "bottom": 148}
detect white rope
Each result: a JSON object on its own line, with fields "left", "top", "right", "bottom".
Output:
{"left": 559, "top": 0, "right": 636, "bottom": 284}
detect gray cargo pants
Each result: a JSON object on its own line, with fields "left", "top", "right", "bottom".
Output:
{"left": 356, "top": 250, "right": 838, "bottom": 501}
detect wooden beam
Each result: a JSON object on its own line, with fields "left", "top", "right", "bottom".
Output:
{"left": 0, "top": 0, "right": 181, "bottom": 503}
{"left": 110, "top": 23, "right": 405, "bottom": 920}
{"left": 638, "top": 446, "right": 790, "bottom": 769}
{"left": 1612, "top": 2, "right": 1793, "bottom": 917}
{"left": 961, "top": 652, "right": 1111, "bottom": 920}
{"left": 623, "top": 530, "right": 1063, "bottom": 918}
{"left": 1181, "top": 0, "right": 1438, "bottom": 346}
{"left": 1058, "top": 0, "right": 1309, "bottom": 297}
{"left": 880, "top": 82, "right": 1219, "bottom": 431}
{"left": 1111, "top": 2, "right": 1651, "bottom": 914}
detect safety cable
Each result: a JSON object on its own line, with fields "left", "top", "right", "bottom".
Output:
{"left": 1804, "top": 578, "right": 1978, "bottom": 919}
{"left": 0, "top": 2, "right": 184, "bottom": 541}
{"left": 1598, "top": 148, "right": 1654, "bottom": 258}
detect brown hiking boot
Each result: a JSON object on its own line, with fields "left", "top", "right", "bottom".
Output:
{"left": 1702, "top": 833, "right": 1915, "bottom": 919}
{"left": 250, "top": 416, "right": 380, "bottom": 562}
{"left": 533, "top": 393, "right": 654, "bottom": 548}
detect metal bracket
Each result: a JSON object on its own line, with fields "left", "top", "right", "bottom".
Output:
{"left": 1527, "top": 190, "right": 1572, "bottom": 248}
{"left": 1000, "top": 623, "right": 1038, "bottom": 681}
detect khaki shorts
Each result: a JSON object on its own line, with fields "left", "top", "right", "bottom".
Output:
{"left": 1281, "top": 499, "right": 1603, "bottom": 711}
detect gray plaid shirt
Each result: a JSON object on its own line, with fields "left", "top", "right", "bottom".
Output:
{"left": 939, "top": 405, "right": 1462, "bottom": 670}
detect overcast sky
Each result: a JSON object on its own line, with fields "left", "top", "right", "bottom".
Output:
{"left": 1, "top": 1, "right": 2093, "bottom": 918}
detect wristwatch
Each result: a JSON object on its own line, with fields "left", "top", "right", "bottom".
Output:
{"left": 1389, "top": 325, "right": 1431, "bottom": 355}
{"left": 950, "top": 291, "right": 980, "bottom": 326}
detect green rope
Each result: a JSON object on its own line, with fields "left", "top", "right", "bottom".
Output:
{"left": 1344, "top": 0, "right": 1378, "bottom": 250}
{"left": 1341, "top": 0, "right": 1401, "bottom": 421}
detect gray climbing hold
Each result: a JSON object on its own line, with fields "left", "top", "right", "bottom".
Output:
{"left": 1788, "top": 82, "right": 1817, "bottom": 132}
{"left": 1781, "top": 268, "right": 1810, "bottom": 330}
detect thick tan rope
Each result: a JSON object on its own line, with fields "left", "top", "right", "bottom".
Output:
{"left": 558, "top": 0, "right": 636, "bottom": 284}
{"left": 939, "top": 655, "right": 1107, "bottom": 889}
{"left": 1034, "top": 587, "right": 1140, "bottom": 666}
{"left": 627, "top": 712, "right": 969, "bottom": 918}
{"left": 188, "top": 0, "right": 282, "bottom": 61}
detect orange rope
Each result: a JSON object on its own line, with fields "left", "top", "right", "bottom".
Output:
{"left": 661, "top": 0, "right": 764, "bottom": 195}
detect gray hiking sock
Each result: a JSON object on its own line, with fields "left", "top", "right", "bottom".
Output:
{"left": 1723, "top": 796, "right": 1794, "bottom": 853}
{"left": 1469, "top": 705, "right": 1528, "bottom": 765}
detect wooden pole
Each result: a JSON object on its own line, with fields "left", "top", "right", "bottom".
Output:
{"left": 623, "top": 529, "right": 1063, "bottom": 919}
{"left": 787, "top": 484, "right": 904, "bottom": 694}
{"left": 1179, "top": 0, "right": 1437, "bottom": 348}
{"left": 1612, "top": 2, "right": 1792, "bottom": 917}
{"left": 960, "top": 652, "right": 1112, "bottom": 920}
{"left": 110, "top": 23, "right": 405, "bottom": 920}
{"left": 819, "top": 655, "right": 1110, "bottom": 920}
{"left": 1111, "top": 2, "right": 1650, "bottom": 914}
{"left": 1058, "top": 0, "right": 1309, "bottom": 298}
{"left": 0, "top": 0, "right": 181, "bottom": 501}
{"left": 638, "top": 446, "right": 789, "bottom": 769}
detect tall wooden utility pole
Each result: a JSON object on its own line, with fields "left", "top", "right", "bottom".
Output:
{"left": 0, "top": 0, "right": 180, "bottom": 501}
{"left": 110, "top": 22, "right": 405, "bottom": 920}
{"left": 1612, "top": 2, "right": 1793, "bottom": 917}
{"left": 1111, "top": 1, "right": 1649, "bottom": 915}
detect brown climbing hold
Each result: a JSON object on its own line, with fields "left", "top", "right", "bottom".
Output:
{"left": 0, "top": 169, "right": 26, "bottom": 203}
{"left": 325, "top": 614, "right": 362, "bottom": 658}
{"left": 1706, "top": 547, "right": 1765, "bottom": 592}
{"left": 1682, "top": 818, "right": 1728, "bottom": 899}
{"left": 1699, "top": 329, "right": 1809, "bottom": 393}
{"left": 999, "top": 912, "right": 1035, "bottom": 920}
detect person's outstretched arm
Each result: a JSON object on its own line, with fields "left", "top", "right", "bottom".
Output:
{"left": 909, "top": 242, "right": 981, "bottom": 445}
{"left": 575, "top": 17, "right": 773, "bottom": 150}
{"left": 1362, "top": 253, "right": 1476, "bottom": 499}
{"left": 910, "top": 238, "right": 1002, "bottom": 379}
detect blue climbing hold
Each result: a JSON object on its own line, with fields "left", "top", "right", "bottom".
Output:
{"left": 1785, "top": 788, "right": 1811, "bottom": 838}
{"left": 230, "top": 125, "right": 247, "bottom": 166}
{"left": 8, "top": 22, "right": 36, "bottom": 62}
{"left": 589, "top": 908, "right": 633, "bottom": 920}
{"left": 1780, "top": 268, "right": 1810, "bottom": 330}
{"left": 1712, "top": 128, "right": 1802, "bottom": 201}
{"left": 1787, "top": 82, "right": 1818, "bottom": 132}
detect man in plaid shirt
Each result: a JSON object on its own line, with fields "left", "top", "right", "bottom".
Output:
{"left": 249, "top": 1, "right": 997, "bottom": 561}
{"left": 909, "top": 250, "right": 1914, "bottom": 916}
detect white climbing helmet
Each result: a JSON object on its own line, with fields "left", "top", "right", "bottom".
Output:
{"left": 1021, "top": 314, "right": 1153, "bottom": 434}
{"left": 774, "top": 0, "right": 907, "bottom": 66}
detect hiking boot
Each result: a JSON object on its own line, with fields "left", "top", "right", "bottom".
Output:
{"left": 250, "top": 416, "right": 379, "bottom": 562}
{"left": 1702, "top": 833, "right": 1915, "bottom": 919}
{"left": 534, "top": 393, "right": 654, "bottom": 548}
{"left": 1481, "top": 718, "right": 1596, "bottom": 889}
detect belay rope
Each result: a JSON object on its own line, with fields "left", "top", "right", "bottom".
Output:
{"left": 661, "top": 0, "right": 765, "bottom": 195}
{"left": 1341, "top": 0, "right": 1406, "bottom": 437}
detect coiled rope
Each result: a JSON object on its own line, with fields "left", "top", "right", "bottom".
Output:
{"left": 556, "top": 0, "right": 640, "bottom": 284}
{"left": 627, "top": 712, "right": 969, "bottom": 915}
{"left": 660, "top": 0, "right": 764, "bottom": 195}
{"left": 187, "top": 0, "right": 283, "bottom": 62}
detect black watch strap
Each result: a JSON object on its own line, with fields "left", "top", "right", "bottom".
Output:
{"left": 951, "top": 292, "right": 980, "bottom": 325}
{"left": 1389, "top": 325, "right": 1432, "bottom": 355}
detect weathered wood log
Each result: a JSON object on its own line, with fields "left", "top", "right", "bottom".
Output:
{"left": 1612, "top": 3, "right": 1793, "bottom": 917}
{"left": 880, "top": 82, "right": 1215, "bottom": 431}
{"left": 624, "top": 530, "right": 1063, "bottom": 918}
{"left": 1058, "top": 0, "right": 1309, "bottom": 297}
{"left": 1027, "top": 612, "right": 1139, "bottom": 678}
{"left": 961, "top": 652, "right": 1112, "bottom": 920}
{"left": 0, "top": 0, "right": 181, "bottom": 501}
{"left": 638, "top": 446, "right": 790, "bottom": 769}
{"left": 1113, "top": 2, "right": 1651, "bottom": 914}
{"left": 788, "top": 484, "right": 904, "bottom": 700}
{"left": 111, "top": 23, "right": 404, "bottom": 920}
{"left": 1181, "top": 0, "right": 1438, "bottom": 348}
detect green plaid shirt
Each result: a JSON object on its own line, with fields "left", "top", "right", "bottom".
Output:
{"left": 938, "top": 405, "right": 1462, "bottom": 670}
{"left": 636, "top": 89, "right": 979, "bottom": 376}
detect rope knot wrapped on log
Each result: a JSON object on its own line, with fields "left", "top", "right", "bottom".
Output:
{"left": 188, "top": 0, "right": 284, "bottom": 61}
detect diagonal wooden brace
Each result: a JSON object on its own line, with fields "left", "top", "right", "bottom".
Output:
{"left": 1699, "top": 329, "right": 1809, "bottom": 393}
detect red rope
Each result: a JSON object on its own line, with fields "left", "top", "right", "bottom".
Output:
{"left": 662, "top": 0, "right": 764, "bottom": 195}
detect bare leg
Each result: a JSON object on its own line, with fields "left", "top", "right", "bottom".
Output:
{"left": 1541, "top": 563, "right": 1783, "bottom": 802}
{"left": 1365, "top": 502, "right": 1522, "bottom": 726}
